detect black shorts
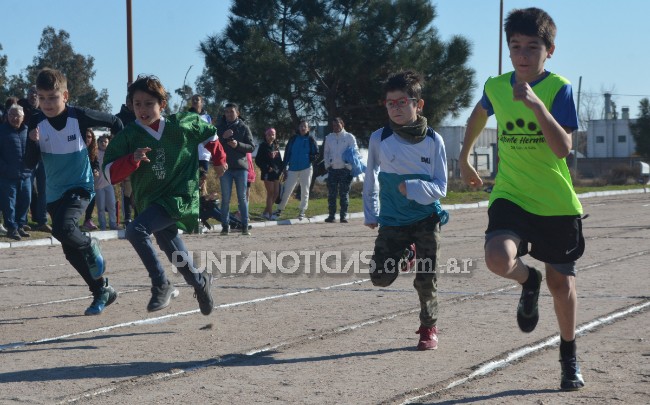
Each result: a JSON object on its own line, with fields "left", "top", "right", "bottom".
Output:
{"left": 262, "top": 171, "right": 281, "bottom": 181}
{"left": 486, "top": 198, "right": 585, "bottom": 265}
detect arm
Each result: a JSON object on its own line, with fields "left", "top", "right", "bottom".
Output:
{"left": 25, "top": 116, "right": 42, "bottom": 169}
{"left": 513, "top": 81, "right": 572, "bottom": 158}
{"left": 363, "top": 132, "right": 381, "bottom": 228}
{"left": 459, "top": 101, "right": 489, "bottom": 187}
{"left": 323, "top": 135, "right": 331, "bottom": 169}
{"left": 78, "top": 107, "right": 124, "bottom": 136}
{"left": 105, "top": 153, "right": 140, "bottom": 184}
{"left": 205, "top": 137, "right": 228, "bottom": 177}
{"left": 254, "top": 143, "right": 270, "bottom": 172}
{"left": 24, "top": 138, "right": 41, "bottom": 170}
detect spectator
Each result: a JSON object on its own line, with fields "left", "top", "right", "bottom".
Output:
{"left": 115, "top": 94, "right": 136, "bottom": 225}
{"left": 274, "top": 120, "right": 319, "bottom": 220}
{"left": 255, "top": 127, "right": 283, "bottom": 220}
{"left": 323, "top": 117, "right": 358, "bottom": 223}
{"left": 216, "top": 103, "right": 255, "bottom": 236}
{"left": 24, "top": 86, "right": 51, "bottom": 232}
{"left": 0, "top": 104, "right": 33, "bottom": 240}
{"left": 81, "top": 129, "right": 99, "bottom": 231}
{"left": 95, "top": 135, "right": 118, "bottom": 230}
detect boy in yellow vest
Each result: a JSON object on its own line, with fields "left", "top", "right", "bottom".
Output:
{"left": 459, "top": 8, "right": 585, "bottom": 390}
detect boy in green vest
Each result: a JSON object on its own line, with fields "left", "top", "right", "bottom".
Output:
{"left": 459, "top": 8, "right": 585, "bottom": 390}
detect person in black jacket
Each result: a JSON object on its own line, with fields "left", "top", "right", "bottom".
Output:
{"left": 255, "top": 127, "right": 283, "bottom": 220}
{"left": 0, "top": 104, "right": 32, "bottom": 240}
{"left": 216, "top": 103, "right": 255, "bottom": 235}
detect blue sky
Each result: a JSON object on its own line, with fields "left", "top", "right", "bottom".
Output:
{"left": 2, "top": 0, "right": 649, "bottom": 128}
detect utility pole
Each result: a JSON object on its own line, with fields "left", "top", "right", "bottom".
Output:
{"left": 126, "top": 0, "right": 133, "bottom": 86}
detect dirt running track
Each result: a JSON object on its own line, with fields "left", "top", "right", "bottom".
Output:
{"left": 1, "top": 193, "right": 649, "bottom": 404}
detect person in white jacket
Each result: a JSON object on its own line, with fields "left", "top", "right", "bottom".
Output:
{"left": 323, "top": 117, "right": 357, "bottom": 223}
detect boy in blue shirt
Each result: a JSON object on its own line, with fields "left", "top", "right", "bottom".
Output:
{"left": 363, "top": 70, "right": 448, "bottom": 351}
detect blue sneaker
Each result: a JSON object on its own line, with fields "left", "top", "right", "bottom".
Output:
{"left": 84, "top": 278, "right": 118, "bottom": 316}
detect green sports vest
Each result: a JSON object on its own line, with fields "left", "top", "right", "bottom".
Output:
{"left": 104, "top": 112, "right": 216, "bottom": 231}
{"left": 485, "top": 72, "right": 582, "bottom": 216}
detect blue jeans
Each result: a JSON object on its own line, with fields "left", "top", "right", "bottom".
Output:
{"left": 219, "top": 169, "right": 248, "bottom": 231}
{"left": 0, "top": 176, "right": 32, "bottom": 230}
{"left": 125, "top": 203, "right": 203, "bottom": 288}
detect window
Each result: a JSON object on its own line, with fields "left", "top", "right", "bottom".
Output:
{"left": 618, "top": 135, "right": 626, "bottom": 143}
{"left": 596, "top": 136, "right": 604, "bottom": 143}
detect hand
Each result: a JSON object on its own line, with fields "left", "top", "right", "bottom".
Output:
{"left": 227, "top": 138, "right": 238, "bottom": 148}
{"left": 398, "top": 182, "right": 407, "bottom": 196}
{"left": 133, "top": 147, "right": 151, "bottom": 163}
{"left": 214, "top": 164, "right": 227, "bottom": 178}
{"left": 222, "top": 129, "right": 234, "bottom": 139}
{"left": 512, "top": 81, "right": 543, "bottom": 110}
{"left": 281, "top": 170, "right": 288, "bottom": 182}
{"left": 29, "top": 127, "right": 40, "bottom": 142}
{"left": 459, "top": 159, "right": 483, "bottom": 188}
{"left": 365, "top": 223, "right": 378, "bottom": 229}
{"left": 93, "top": 169, "right": 100, "bottom": 178}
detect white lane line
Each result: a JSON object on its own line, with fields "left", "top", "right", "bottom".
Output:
{"left": 0, "top": 279, "right": 370, "bottom": 352}
{"left": 17, "top": 289, "right": 145, "bottom": 309}
{"left": 0, "top": 263, "right": 67, "bottom": 273}
{"left": 399, "top": 300, "right": 650, "bottom": 404}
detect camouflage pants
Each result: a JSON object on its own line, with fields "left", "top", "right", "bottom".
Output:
{"left": 370, "top": 216, "right": 440, "bottom": 327}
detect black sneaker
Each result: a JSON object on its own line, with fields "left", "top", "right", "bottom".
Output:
{"left": 85, "top": 278, "right": 118, "bottom": 316}
{"left": 147, "top": 281, "right": 178, "bottom": 312}
{"left": 324, "top": 216, "right": 335, "bottom": 223}
{"left": 6, "top": 229, "right": 21, "bottom": 241}
{"left": 560, "top": 356, "right": 585, "bottom": 390}
{"left": 340, "top": 218, "right": 348, "bottom": 223}
{"left": 194, "top": 271, "right": 214, "bottom": 315}
{"left": 516, "top": 266, "right": 542, "bottom": 333}
{"left": 220, "top": 228, "right": 229, "bottom": 236}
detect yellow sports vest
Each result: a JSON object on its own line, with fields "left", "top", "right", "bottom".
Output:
{"left": 485, "top": 72, "right": 582, "bottom": 216}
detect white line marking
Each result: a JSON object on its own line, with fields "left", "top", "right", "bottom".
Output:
{"left": 400, "top": 300, "right": 650, "bottom": 404}
{"left": 0, "top": 279, "right": 370, "bottom": 352}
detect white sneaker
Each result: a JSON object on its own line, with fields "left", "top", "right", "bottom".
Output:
{"left": 297, "top": 211, "right": 305, "bottom": 220}
{"left": 0, "top": 223, "right": 6, "bottom": 235}
{"left": 262, "top": 213, "right": 272, "bottom": 220}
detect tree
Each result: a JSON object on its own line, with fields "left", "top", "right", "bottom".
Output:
{"left": 25, "top": 27, "right": 110, "bottom": 111}
{"left": 630, "top": 98, "right": 650, "bottom": 159}
{"left": 198, "top": 0, "right": 474, "bottom": 141}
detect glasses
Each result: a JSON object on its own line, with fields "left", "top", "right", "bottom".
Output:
{"left": 384, "top": 97, "right": 417, "bottom": 109}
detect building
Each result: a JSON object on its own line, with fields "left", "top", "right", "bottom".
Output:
{"left": 437, "top": 126, "right": 497, "bottom": 178}
{"left": 586, "top": 93, "right": 636, "bottom": 158}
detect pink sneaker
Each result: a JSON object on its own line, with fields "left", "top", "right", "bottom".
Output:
{"left": 83, "top": 219, "right": 98, "bottom": 231}
{"left": 416, "top": 325, "right": 438, "bottom": 350}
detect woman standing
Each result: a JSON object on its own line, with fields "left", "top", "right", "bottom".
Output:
{"left": 255, "top": 128, "right": 283, "bottom": 220}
